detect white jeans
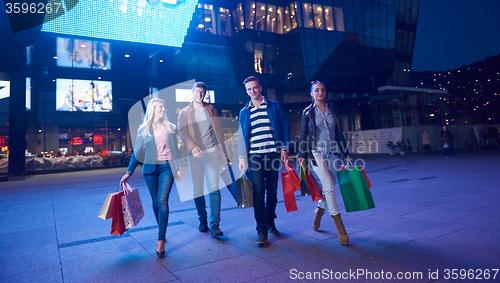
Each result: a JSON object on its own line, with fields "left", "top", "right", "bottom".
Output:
{"left": 311, "top": 151, "right": 341, "bottom": 216}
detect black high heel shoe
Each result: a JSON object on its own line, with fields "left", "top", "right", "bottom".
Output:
{"left": 156, "top": 240, "right": 166, "bottom": 258}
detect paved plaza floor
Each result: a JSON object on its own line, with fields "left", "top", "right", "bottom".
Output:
{"left": 1, "top": 150, "right": 499, "bottom": 282}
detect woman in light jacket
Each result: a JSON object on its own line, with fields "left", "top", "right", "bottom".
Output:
{"left": 298, "top": 81, "right": 350, "bottom": 246}
{"left": 121, "top": 98, "right": 182, "bottom": 257}
{"left": 421, "top": 129, "right": 431, "bottom": 153}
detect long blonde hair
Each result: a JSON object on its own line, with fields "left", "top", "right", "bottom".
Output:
{"left": 139, "top": 98, "right": 175, "bottom": 138}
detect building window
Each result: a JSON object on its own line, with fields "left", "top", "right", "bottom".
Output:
{"left": 255, "top": 3, "right": 266, "bottom": 31}
{"left": 334, "top": 7, "right": 345, "bottom": 32}
{"left": 251, "top": 42, "right": 275, "bottom": 74}
{"left": 235, "top": 3, "right": 244, "bottom": 31}
{"left": 276, "top": 6, "right": 284, "bottom": 34}
{"left": 302, "top": 3, "right": 313, "bottom": 28}
{"left": 192, "top": 3, "right": 215, "bottom": 34}
{"left": 254, "top": 43, "right": 264, "bottom": 74}
{"left": 324, "top": 5, "right": 334, "bottom": 30}
{"left": 219, "top": 7, "right": 232, "bottom": 36}
{"left": 283, "top": 5, "right": 291, "bottom": 32}
{"left": 313, "top": 4, "right": 325, "bottom": 30}
{"left": 266, "top": 4, "right": 277, "bottom": 33}
{"left": 237, "top": 1, "right": 343, "bottom": 34}
{"left": 290, "top": 3, "right": 298, "bottom": 29}
{"left": 246, "top": 1, "right": 256, "bottom": 29}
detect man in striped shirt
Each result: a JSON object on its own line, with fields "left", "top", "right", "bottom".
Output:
{"left": 238, "top": 76, "right": 290, "bottom": 246}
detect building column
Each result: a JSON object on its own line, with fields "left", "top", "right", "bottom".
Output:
{"left": 8, "top": 65, "right": 27, "bottom": 179}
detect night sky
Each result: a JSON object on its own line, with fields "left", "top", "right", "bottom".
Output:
{"left": 412, "top": 0, "right": 500, "bottom": 72}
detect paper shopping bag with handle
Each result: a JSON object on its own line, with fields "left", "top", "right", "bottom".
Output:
{"left": 98, "top": 192, "right": 117, "bottom": 220}
{"left": 300, "top": 163, "right": 323, "bottom": 202}
{"left": 340, "top": 165, "right": 372, "bottom": 188}
{"left": 110, "top": 190, "right": 127, "bottom": 235}
{"left": 337, "top": 166, "right": 375, "bottom": 212}
{"left": 236, "top": 172, "right": 253, "bottom": 208}
{"left": 220, "top": 163, "right": 238, "bottom": 204}
{"left": 281, "top": 161, "right": 299, "bottom": 212}
{"left": 121, "top": 182, "right": 145, "bottom": 229}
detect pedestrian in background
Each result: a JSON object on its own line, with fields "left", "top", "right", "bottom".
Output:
{"left": 440, "top": 125, "right": 455, "bottom": 157}
{"left": 421, "top": 129, "right": 431, "bottom": 153}
{"left": 468, "top": 128, "right": 478, "bottom": 150}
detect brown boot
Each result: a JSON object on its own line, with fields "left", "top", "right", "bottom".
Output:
{"left": 312, "top": 207, "right": 325, "bottom": 231}
{"left": 332, "top": 213, "right": 349, "bottom": 246}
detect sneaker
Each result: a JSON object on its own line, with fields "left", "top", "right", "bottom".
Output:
{"left": 256, "top": 233, "right": 268, "bottom": 245}
{"left": 268, "top": 224, "right": 280, "bottom": 236}
{"left": 210, "top": 225, "right": 224, "bottom": 237}
{"left": 199, "top": 219, "right": 208, "bottom": 232}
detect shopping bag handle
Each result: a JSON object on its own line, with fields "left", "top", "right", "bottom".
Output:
{"left": 119, "top": 181, "right": 133, "bottom": 194}
{"left": 299, "top": 162, "right": 311, "bottom": 175}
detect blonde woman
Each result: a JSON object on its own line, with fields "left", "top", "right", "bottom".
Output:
{"left": 121, "top": 98, "right": 182, "bottom": 257}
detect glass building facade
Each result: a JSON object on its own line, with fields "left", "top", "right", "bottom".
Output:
{"left": 0, "top": 0, "right": 420, "bottom": 178}
{"left": 176, "top": 0, "right": 420, "bottom": 133}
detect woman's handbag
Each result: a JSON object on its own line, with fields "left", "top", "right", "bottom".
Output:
{"left": 300, "top": 163, "right": 323, "bottom": 202}
{"left": 337, "top": 166, "right": 375, "bottom": 212}
{"left": 121, "top": 182, "right": 144, "bottom": 229}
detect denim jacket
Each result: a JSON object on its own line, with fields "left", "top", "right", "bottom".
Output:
{"left": 126, "top": 127, "right": 182, "bottom": 175}
{"left": 237, "top": 98, "right": 290, "bottom": 159}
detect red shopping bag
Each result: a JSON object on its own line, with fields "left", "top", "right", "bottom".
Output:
{"left": 110, "top": 190, "right": 127, "bottom": 235}
{"left": 340, "top": 165, "right": 372, "bottom": 188}
{"left": 300, "top": 163, "right": 323, "bottom": 202}
{"left": 281, "top": 172, "right": 298, "bottom": 212}
{"left": 281, "top": 161, "right": 299, "bottom": 212}
{"left": 284, "top": 161, "right": 300, "bottom": 191}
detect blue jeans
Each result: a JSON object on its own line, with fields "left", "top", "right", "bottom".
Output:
{"left": 143, "top": 161, "right": 174, "bottom": 241}
{"left": 247, "top": 152, "right": 280, "bottom": 234}
{"left": 443, "top": 147, "right": 451, "bottom": 157}
{"left": 187, "top": 152, "right": 221, "bottom": 227}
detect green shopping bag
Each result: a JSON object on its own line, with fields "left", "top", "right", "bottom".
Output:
{"left": 337, "top": 166, "right": 375, "bottom": 212}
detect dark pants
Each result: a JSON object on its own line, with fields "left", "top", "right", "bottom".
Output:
{"left": 247, "top": 152, "right": 280, "bottom": 234}
{"left": 143, "top": 161, "right": 175, "bottom": 241}
{"left": 443, "top": 147, "right": 451, "bottom": 157}
{"left": 423, "top": 144, "right": 431, "bottom": 153}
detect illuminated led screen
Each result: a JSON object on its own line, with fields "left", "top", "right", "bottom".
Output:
{"left": 57, "top": 37, "right": 111, "bottom": 69}
{"left": 56, "top": 79, "right": 112, "bottom": 112}
{"left": 43, "top": 0, "right": 197, "bottom": 47}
